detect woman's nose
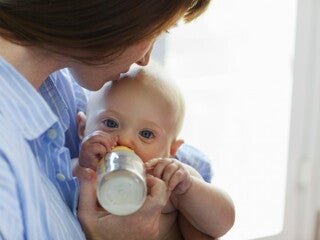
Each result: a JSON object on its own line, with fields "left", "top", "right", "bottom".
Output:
{"left": 136, "top": 53, "right": 150, "bottom": 66}
{"left": 136, "top": 45, "right": 154, "bottom": 66}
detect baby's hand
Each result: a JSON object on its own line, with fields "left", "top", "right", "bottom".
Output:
{"left": 145, "top": 158, "right": 192, "bottom": 195}
{"left": 79, "top": 131, "right": 118, "bottom": 170}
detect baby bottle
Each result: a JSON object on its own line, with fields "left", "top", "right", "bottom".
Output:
{"left": 96, "top": 146, "right": 147, "bottom": 216}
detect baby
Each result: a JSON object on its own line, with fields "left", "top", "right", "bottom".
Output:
{"left": 77, "top": 62, "right": 235, "bottom": 239}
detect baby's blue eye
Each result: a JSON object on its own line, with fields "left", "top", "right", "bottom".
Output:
{"left": 103, "top": 119, "right": 119, "bottom": 128}
{"left": 139, "top": 130, "right": 154, "bottom": 139}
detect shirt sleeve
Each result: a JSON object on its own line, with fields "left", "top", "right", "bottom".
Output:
{"left": 0, "top": 153, "right": 23, "bottom": 240}
{"left": 175, "top": 144, "right": 213, "bottom": 183}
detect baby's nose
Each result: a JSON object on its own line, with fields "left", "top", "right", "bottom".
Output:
{"left": 117, "top": 135, "right": 135, "bottom": 150}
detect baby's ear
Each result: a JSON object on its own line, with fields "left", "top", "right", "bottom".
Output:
{"left": 77, "top": 111, "right": 87, "bottom": 140}
{"left": 170, "top": 139, "right": 184, "bottom": 157}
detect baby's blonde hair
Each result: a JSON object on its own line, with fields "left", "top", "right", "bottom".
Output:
{"left": 104, "top": 60, "right": 185, "bottom": 139}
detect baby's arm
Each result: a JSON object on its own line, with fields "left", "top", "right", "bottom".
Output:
{"left": 146, "top": 158, "right": 235, "bottom": 239}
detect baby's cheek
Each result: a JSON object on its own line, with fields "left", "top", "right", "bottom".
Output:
{"left": 137, "top": 145, "right": 170, "bottom": 163}
{"left": 137, "top": 150, "right": 157, "bottom": 163}
{"left": 141, "top": 154, "right": 155, "bottom": 163}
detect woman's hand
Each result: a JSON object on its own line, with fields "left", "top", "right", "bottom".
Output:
{"left": 75, "top": 166, "right": 170, "bottom": 240}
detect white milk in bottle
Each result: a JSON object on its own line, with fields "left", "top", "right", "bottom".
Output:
{"left": 97, "top": 146, "right": 147, "bottom": 216}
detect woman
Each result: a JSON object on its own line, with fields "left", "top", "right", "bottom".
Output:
{"left": 0, "top": 1, "right": 211, "bottom": 239}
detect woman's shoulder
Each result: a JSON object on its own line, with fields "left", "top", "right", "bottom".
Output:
{"left": 41, "top": 69, "right": 88, "bottom": 112}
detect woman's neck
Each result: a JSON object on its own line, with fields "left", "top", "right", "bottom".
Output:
{"left": 0, "top": 37, "right": 64, "bottom": 89}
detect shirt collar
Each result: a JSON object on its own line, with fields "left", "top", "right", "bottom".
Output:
{"left": 0, "top": 57, "right": 58, "bottom": 140}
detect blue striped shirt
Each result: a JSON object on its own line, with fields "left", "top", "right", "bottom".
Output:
{"left": 0, "top": 58, "right": 85, "bottom": 239}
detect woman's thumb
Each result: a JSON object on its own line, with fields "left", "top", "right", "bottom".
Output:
{"left": 76, "top": 167, "right": 98, "bottom": 217}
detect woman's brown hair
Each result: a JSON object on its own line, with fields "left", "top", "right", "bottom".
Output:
{"left": 0, "top": 0, "right": 210, "bottom": 63}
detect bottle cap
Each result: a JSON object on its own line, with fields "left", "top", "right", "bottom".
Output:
{"left": 112, "top": 146, "right": 134, "bottom": 152}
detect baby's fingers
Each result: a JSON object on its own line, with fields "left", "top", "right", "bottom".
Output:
{"left": 146, "top": 158, "right": 190, "bottom": 192}
{"left": 167, "top": 168, "right": 191, "bottom": 193}
{"left": 162, "top": 162, "right": 182, "bottom": 190}
{"left": 145, "top": 158, "right": 174, "bottom": 178}
{"left": 82, "top": 131, "right": 118, "bottom": 152}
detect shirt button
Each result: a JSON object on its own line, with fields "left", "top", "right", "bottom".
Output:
{"left": 48, "top": 128, "right": 57, "bottom": 139}
{"left": 56, "top": 173, "right": 66, "bottom": 181}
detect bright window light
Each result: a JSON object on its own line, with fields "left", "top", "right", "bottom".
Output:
{"left": 161, "top": 0, "right": 297, "bottom": 239}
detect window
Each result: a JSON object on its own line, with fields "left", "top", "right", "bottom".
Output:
{"left": 152, "top": 0, "right": 298, "bottom": 239}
